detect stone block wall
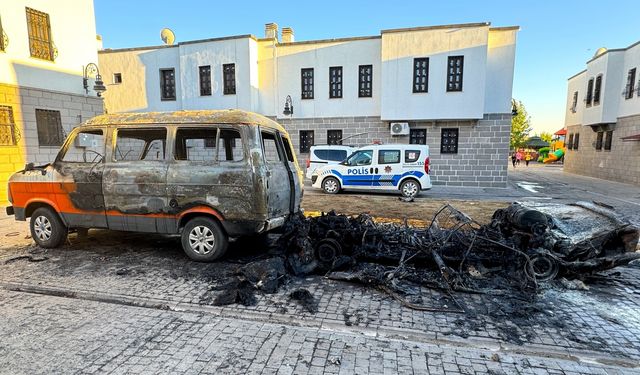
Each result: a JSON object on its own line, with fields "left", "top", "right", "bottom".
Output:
{"left": 278, "top": 113, "right": 511, "bottom": 187}
{"left": 564, "top": 115, "right": 640, "bottom": 185}
{"left": 0, "top": 83, "right": 104, "bottom": 205}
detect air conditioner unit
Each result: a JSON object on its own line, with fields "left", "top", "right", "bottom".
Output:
{"left": 390, "top": 122, "right": 410, "bottom": 136}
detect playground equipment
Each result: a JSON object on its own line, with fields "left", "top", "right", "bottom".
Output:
{"left": 543, "top": 140, "right": 565, "bottom": 163}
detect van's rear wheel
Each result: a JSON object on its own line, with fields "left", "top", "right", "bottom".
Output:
{"left": 400, "top": 179, "right": 420, "bottom": 198}
{"left": 181, "top": 217, "right": 228, "bottom": 262}
{"left": 322, "top": 177, "right": 341, "bottom": 194}
{"left": 30, "top": 207, "right": 67, "bottom": 248}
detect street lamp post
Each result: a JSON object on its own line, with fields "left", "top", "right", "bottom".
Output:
{"left": 83, "top": 63, "right": 106, "bottom": 97}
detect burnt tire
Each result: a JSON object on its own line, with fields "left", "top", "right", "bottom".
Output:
{"left": 181, "top": 216, "right": 228, "bottom": 262}
{"left": 322, "top": 177, "right": 341, "bottom": 194}
{"left": 30, "top": 207, "right": 67, "bottom": 248}
{"left": 530, "top": 255, "right": 559, "bottom": 281}
{"left": 400, "top": 179, "right": 420, "bottom": 198}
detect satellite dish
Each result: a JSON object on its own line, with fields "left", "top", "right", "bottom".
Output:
{"left": 160, "top": 28, "right": 175, "bottom": 45}
{"left": 593, "top": 47, "right": 607, "bottom": 58}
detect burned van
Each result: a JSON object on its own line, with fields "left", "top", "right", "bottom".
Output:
{"left": 6, "top": 110, "right": 303, "bottom": 261}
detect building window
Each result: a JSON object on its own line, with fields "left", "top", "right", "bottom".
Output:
{"left": 567, "top": 133, "right": 574, "bottom": 150}
{"left": 199, "top": 65, "right": 211, "bottom": 96}
{"left": 412, "top": 58, "right": 429, "bottom": 93}
{"left": 327, "top": 130, "right": 342, "bottom": 145}
{"left": 604, "top": 131, "right": 613, "bottom": 151}
{"left": 570, "top": 91, "right": 578, "bottom": 113}
{"left": 447, "top": 56, "right": 464, "bottom": 92}
{"left": 441, "top": 128, "right": 459, "bottom": 154}
{"left": 113, "top": 73, "right": 122, "bottom": 84}
{"left": 26, "top": 7, "right": 54, "bottom": 61}
{"left": 358, "top": 65, "right": 373, "bottom": 97}
{"left": 409, "top": 129, "right": 426, "bottom": 145}
{"left": 159, "top": 68, "right": 176, "bottom": 101}
{"left": 299, "top": 130, "right": 314, "bottom": 153}
{"left": 35, "top": 109, "right": 64, "bottom": 146}
{"left": 573, "top": 133, "right": 580, "bottom": 150}
{"left": 593, "top": 75, "right": 602, "bottom": 105}
{"left": 301, "top": 68, "right": 314, "bottom": 99}
{"left": 625, "top": 68, "right": 636, "bottom": 99}
{"left": 0, "top": 106, "right": 18, "bottom": 146}
{"left": 329, "top": 67, "right": 343, "bottom": 98}
{"left": 595, "top": 131, "right": 603, "bottom": 150}
{"left": 223, "top": 63, "right": 236, "bottom": 95}
{"left": 586, "top": 78, "right": 594, "bottom": 106}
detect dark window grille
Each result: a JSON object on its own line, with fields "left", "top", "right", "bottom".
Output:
{"left": 570, "top": 91, "right": 578, "bottom": 113}
{"left": 586, "top": 78, "right": 594, "bottom": 105}
{"left": 113, "top": 73, "right": 122, "bottom": 84}
{"left": 327, "top": 130, "right": 342, "bottom": 145}
{"left": 567, "top": 134, "right": 574, "bottom": 150}
{"left": 299, "top": 130, "right": 314, "bottom": 153}
{"left": 0, "top": 106, "right": 18, "bottom": 146}
{"left": 358, "top": 65, "right": 372, "bottom": 97}
{"left": 26, "top": 7, "right": 53, "bottom": 61}
{"left": 223, "top": 64, "right": 236, "bottom": 95}
{"left": 604, "top": 131, "right": 613, "bottom": 151}
{"left": 441, "top": 128, "right": 459, "bottom": 154}
{"left": 625, "top": 68, "right": 636, "bottom": 99}
{"left": 35, "top": 109, "right": 64, "bottom": 146}
{"left": 594, "top": 75, "right": 602, "bottom": 105}
{"left": 301, "top": 68, "right": 314, "bottom": 99}
{"left": 159, "top": 68, "right": 176, "bottom": 101}
{"left": 329, "top": 67, "right": 343, "bottom": 98}
{"left": 199, "top": 65, "right": 211, "bottom": 96}
{"left": 412, "top": 58, "right": 429, "bottom": 93}
{"left": 595, "top": 131, "right": 603, "bottom": 150}
{"left": 573, "top": 133, "right": 580, "bottom": 150}
{"left": 447, "top": 56, "right": 464, "bottom": 92}
{"left": 0, "top": 17, "right": 6, "bottom": 52}
{"left": 409, "top": 129, "right": 426, "bottom": 145}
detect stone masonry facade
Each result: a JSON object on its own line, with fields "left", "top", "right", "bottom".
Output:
{"left": 0, "top": 83, "right": 104, "bottom": 204}
{"left": 564, "top": 114, "right": 640, "bottom": 186}
{"left": 278, "top": 113, "right": 511, "bottom": 187}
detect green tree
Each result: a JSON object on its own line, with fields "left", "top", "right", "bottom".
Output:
{"left": 510, "top": 99, "right": 532, "bottom": 150}
{"left": 539, "top": 131, "right": 553, "bottom": 144}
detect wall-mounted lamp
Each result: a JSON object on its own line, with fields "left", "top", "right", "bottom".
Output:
{"left": 283, "top": 95, "right": 293, "bottom": 116}
{"left": 83, "top": 63, "right": 106, "bottom": 97}
{"left": 511, "top": 100, "right": 518, "bottom": 116}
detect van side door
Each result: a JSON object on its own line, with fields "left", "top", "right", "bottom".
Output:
{"left": 341, "top": 149, "right": 374, "bottom": 188}
{"left": 260, "top": 130, "right": 291, "bottom": 218}
{"left": 278, "top": 133, "right": 301, "bottom": 213}
{"left": 102, "top": 127, "right": 170, "bottom": 232}
{"left": 53, "top": 128, "right": 107, "bottom": 227}
{"left": 375, "top": 149, "right": 402, "bottom": 189}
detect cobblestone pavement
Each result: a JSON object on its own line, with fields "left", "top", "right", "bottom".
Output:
{"left": 1, "top": 289, "right": 638, "bottom": 375}
{"left": 1, "top": 210, "right": 640, "bottom": 373}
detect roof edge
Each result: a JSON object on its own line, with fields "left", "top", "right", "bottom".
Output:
{"left": 99, "top": 34, "right": 256, "bottom": 54}
{"left": 568, "top": 69, "right": 587, "bottom": 81}
{"left": 381, "top": 22, "right": 491, "bottom": 34}
{"left": 489, "top": 26, "right": 520, "bottom": 31}
{"left": 278, "top": 35, "right": 381, "bottom": 46}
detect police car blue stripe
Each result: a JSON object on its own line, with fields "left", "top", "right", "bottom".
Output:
{"left": 330, "top": 169, "right": 424, "bottom": 187}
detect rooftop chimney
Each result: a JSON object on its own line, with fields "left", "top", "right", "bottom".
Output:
{"left": 265, "top": 23, "right": 279, "bottom": 40}
{"left": 282, "top": 27, "right": 294, "bottom": 43}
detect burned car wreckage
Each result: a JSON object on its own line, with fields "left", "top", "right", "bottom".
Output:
{"left": 217, "top": 201, "right": 640, "bottom": 311}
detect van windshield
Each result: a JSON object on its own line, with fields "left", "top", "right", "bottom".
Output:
{"left": 344, "top": 150, "right": 373, "bottom": 166}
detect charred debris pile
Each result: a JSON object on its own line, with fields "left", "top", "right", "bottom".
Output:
{"left": 214, "top": 202, "right": 640, "bottom": 312}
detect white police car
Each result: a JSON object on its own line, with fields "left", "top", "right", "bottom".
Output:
{"left": 311, "top": 144, "right": 431, "bottom": 198}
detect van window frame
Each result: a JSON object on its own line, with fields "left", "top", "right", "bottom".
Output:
{"left": 216, "top": 126, "right": 245, "bottom": 163}
{"left": 55, "top": 127, "right": 106, "bottom": 164}
{"left": 173, "top": 126, "right": 220, "bottom": 163}
{"left": 111, "top": 127, "right": 169, "bottom": 162}
{"left": 260, "top": 129, "right": 285, "bottom": 164}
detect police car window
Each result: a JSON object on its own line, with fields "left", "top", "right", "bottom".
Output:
{"left": 313, "top": 149, "right": 347, "bottom": 161}
{"left": 405, "top": 150, "right": 421, "bottom": 163}
{"left": 346, "top": 150, "right": 372, "bottom": 166}
{"left": 378, "top": 150, "right": 400, "bottom": 164}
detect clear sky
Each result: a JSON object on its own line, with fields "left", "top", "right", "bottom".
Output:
{"left": 95, "top": 0, "right": 638, "bottom": 134}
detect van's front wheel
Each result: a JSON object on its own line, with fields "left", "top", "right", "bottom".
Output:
{"left": 30, "top": 207, "right": 67, "bottom": 248}
{"left": 400, "top": 179, "right": 420, "bottom": 198}
{"left": 322, "top": 177, "right": 341, "bottom": 194}
{"left": 181, "top": 217, "right": 228, "bottom": 262}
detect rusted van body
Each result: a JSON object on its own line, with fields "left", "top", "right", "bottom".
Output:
{"left": 6, "top": 110, "right": 303, "bottom": 261}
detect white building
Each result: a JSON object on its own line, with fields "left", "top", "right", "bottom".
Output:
{"left": 0, "top": 0, "right": 104, "bottom": 204}
{"left": 99, "top": 22, "right": 518, "bottom": 187}
{"left": 564, "top": 41, "right": 640, "bottom": 185}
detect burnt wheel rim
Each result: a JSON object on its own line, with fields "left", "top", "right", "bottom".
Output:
{"left": 531, "top": 255, "right": 558, "bottom": 281}
{"left": 402, "top": 181, "right": 418, "bottom": 197}
{"left": 188, "top": 226, "right": 215, "bottom": 255}
{"left": 33, "top": 216, "right": 52, "bottom": 241}
{"left": 324, "top": 179, "right": 338, "bottom": 193}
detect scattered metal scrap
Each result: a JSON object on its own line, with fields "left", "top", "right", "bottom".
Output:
{"left": 213, "top": 202, "right": 639, "bottom": 312}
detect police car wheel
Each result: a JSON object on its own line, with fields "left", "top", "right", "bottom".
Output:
{"left": 322, "top": 177, "right": 340, "bottom": 194}
{"left": 400, "top": 179, "right": 420, "bottom": 198}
